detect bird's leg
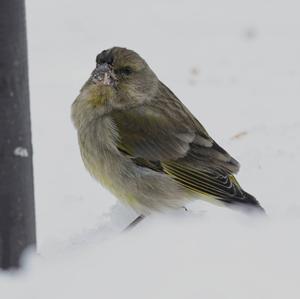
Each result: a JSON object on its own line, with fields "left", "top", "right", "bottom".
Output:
{"left": 124, "top": 215, "right": 145, "bottom": 231}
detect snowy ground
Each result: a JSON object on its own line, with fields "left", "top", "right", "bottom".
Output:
{"left": 1, "top": 0, "right": 300, "bottom": 298}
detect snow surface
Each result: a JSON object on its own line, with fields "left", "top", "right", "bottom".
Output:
{"left": 1, "top": 0, "right": 300, "bottom": 298}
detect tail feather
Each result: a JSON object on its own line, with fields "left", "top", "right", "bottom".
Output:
{"left": 224, "top": 191, "right": 265, "bottom": 214}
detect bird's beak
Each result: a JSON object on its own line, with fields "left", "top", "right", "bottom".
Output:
{"left": 91, "top": 63, "right": 116, "bottom": 86}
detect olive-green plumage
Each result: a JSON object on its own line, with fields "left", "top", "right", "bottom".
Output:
{"left": 72, "top": 47, "right": 264, "bottom": 216}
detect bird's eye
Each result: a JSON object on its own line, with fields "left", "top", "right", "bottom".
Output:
{"left": 119, "top": 66, "right": 133, "bottom": 76}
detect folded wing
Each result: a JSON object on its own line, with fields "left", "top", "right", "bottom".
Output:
{"left": 110, "top": 85, "right": 262, "bottom": 210}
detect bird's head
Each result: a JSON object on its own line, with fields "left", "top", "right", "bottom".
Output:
{"left": 79, "top": 47, "right": 158, "bottom": 111}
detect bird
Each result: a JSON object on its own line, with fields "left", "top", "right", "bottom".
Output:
{"left": 71, "top": 47, "right": 264, "bottom": 228}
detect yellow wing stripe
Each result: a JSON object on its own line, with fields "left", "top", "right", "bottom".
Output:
{"left": 166, "top": 161, "right": 230, "bottom": 187}
{"left": 163, "top": 165, "right": 231, "bottom": 196}
{"left": 164, "top": 162, "right": 236, "bottom": 191}
{"left": 163, "top": 162, "right": 243, "bottom": 199}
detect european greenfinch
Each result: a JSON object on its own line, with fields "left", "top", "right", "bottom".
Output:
{"left": 72, "top": 47, "right": 264, "bottom": 226}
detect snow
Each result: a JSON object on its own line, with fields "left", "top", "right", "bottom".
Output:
{"left": 1, "top": 0, "right": 300, "bottom": 298}
{"left": 14, "top": 147, "right": 29, "bottom": 157}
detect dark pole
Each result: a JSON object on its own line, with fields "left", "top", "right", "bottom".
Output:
{"left": 0, "top": 0, "right": 36, "bottom": 269}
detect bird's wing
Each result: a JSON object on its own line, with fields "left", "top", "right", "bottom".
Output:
{"left": 112, "top": 79, "right": 240, "bottom": 171}
{"left": 109, "top": 78, "right": 264, "bottom": 210}
{"left": 111, "top": 104, "right": 239, "bottom": 171}
{"left": 109, "top": 97, "right": 260, "bottom": 206}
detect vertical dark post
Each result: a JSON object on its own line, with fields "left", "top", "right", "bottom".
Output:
{"left": 0, "top": 0, "right": 36, "bottom": 269}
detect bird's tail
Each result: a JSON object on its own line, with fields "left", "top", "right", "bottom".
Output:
{"left": 225, "top": 190, "right": 265, "bottom": 215}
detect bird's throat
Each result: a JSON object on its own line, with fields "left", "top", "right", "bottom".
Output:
{"left": 87, "top": 84, "right": 115, "bottom": 107}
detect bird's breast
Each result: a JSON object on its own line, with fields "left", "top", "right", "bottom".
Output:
{"left": 77, "top": 116, "right": 130, "bottom": 197}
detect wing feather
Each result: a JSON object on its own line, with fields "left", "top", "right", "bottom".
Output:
{"left": 110, "top": 83, "right": 262, "bottom": 209}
